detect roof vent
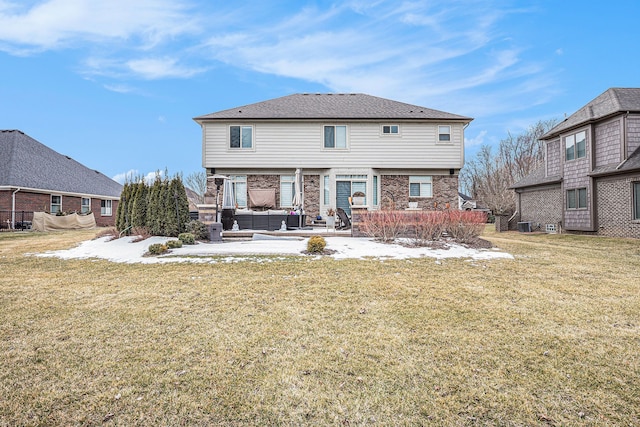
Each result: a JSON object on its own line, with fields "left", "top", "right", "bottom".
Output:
{"left": 65, "top": 155, "right": 72, "bottom": 160}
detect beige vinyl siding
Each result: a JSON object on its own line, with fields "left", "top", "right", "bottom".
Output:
{"left": 203, "top": 121, "right": 464, "bottom": 169}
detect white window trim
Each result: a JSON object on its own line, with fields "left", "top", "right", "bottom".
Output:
{"left": 229, "top": 125, "right": 255, "bottom": 150}
{"left": 81, "top": 197, "right": 91, "bottom": 213}
{"left": 101, "top": 199, "right": 113, "bottom": 216}
{"left": 280, "top": 175, "right": 296, "bottom": 208}
{"left": 229, "top": 175, "right": 247, "bottom": 208}
{"left": 437, "top": 125, "right": 452, "bottom": 143}
{"left": 409, "top": 176, "right": 433, "bottom": 198}
{"left": 323, "top": 125, "right": 348, "bottom": 150}
{"left": 51, "top": 195, "right": 62, "bottom": 214}
{"left": 381, "top": 124, "right": 400, "bottom": 136}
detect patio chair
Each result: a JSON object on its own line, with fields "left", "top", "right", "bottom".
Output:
{"left": 336, "top": 208, "right": 351, "bottom": 230}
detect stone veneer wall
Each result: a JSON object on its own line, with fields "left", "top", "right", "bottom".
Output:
{"left": 380, "top": 175, "right": 459, "bottom": 210}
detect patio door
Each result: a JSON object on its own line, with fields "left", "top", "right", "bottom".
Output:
{"left": 336, "top": 175, "right": 367, "bottom": 216}
{"left": 336, "top": 181, "right": 352, "bottom": 216}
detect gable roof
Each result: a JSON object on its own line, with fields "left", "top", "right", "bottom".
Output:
{"left": 0, "top": 130, "right": 122, "bottom": 198}
{"left": 542, "top": 88, "right": 640, "bottom": 139}
{"left": 194, "top": 93, "right": 473, "bottom": 122}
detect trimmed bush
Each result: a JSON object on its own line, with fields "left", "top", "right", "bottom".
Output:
{"left": 178, "top": 232, "right": 196, "bottom": 245}
{"left": 147, "top": 243, "right": 168, "bottom": 255}
{"left": 307, "top": 235, "right": 327, "bottom": 253}
{"left": 185, "top": 220, "right": 208, "bottom": 240}
{"left": 166, "top": 239, "right": 183, "bottom": 249}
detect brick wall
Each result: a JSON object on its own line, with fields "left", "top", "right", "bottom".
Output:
{"left": 380, "top": 175, "right": 459, "bottom": 210}
{"left": 517, "top": 185, "right": 562, "bottom": 231}
{"left": 595, "top": 174, "right": 640, "bottom": 238}
{"left": 0, "top": 190, "right": 117, "bottom": 227}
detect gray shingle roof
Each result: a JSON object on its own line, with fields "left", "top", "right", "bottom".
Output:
{"left": 0, "top": 130, "right": 122, "bottom": 198}
{"left": 510, "top": 165, "right": 562, "bottom": 189}
{"left": 542, "top": 88, "right": 640, "bottom": 139}
{"left": 590, "top": 146, "right": 640, "bottom": 176}
{"left": 194, "top": 93, "right": 473, "bottom": 122}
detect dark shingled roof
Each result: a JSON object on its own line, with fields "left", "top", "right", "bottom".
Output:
{"left": 510, "top": 165, "right": 562, "bottom": 189}
{"left": 0, "top": 130, "right": 122, "bottom": 198}
{"left": 590, "top": 146, "right": 640, "bottom": 176}
{"left": 194, "top": 93, "right": 473, "bottom": 122}
{"left": 542, "top": 88, "right": 640, "bottom": 139}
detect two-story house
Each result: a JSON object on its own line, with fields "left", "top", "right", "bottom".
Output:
{"left": 511, "top": 88, "right": 640, "bottom": 238}
{"left": 194, "top": 93, "right": 472, "bottom": 225}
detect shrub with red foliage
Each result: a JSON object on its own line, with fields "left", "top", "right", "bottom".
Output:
{"left": 444, "top": 210, "right": 487, "bottom": 243}
{"left": 360, "top": 210, "right": 487, "bottom": 245}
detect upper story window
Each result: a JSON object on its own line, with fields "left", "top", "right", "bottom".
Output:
{"left": 51, "top": 195, "right": 61, "bottom": 214}
{"left": 409, "top": 176, "right": 433, "bottom": 197}
{"left": 633, "top": 182, "right": 640, "bottom": 220}
{"left": 230, "top": 125, "right": 253, "bottom": 149}
{"left": 81, "top": 197, "right": 91, "bottom": 213}
{"left": 565, "top": 130, "right": 586, "bottom": 161}
{"left": 438, "top": 125, "right": 451, "bottom": 142}
{"left": 101, "top": 199, "right": 112, "bottom": 216}
{"left": 324, "top": 125, "right": 347, "bottom": 148}
{"left": 382, "top": 125, "right": 399, "bottom": 135}
{"left": 567, "top": 188, "right": 587, "bottom": 209}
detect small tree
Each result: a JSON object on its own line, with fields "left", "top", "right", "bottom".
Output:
{"left": 185, "top": 171, "right": 207, "bottom": 204}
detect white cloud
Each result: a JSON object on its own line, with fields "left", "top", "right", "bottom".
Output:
{"left": 465, "top": 130, "right": 487, "bottom": 147}
{"left": 112, "top": 169, "right": 164, "bottom": 184}
{"left": 125, "top": 57, "right": 207, "bottom": 80}
{"left": 0, "top": 0, "right": 197, "bottom": 52}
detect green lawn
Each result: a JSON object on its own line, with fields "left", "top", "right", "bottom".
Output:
{"left": 1, "top": 228, "right": 639, "bottom": 426}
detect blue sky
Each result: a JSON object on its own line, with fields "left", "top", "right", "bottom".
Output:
{"left": 1, "top": 0, "right": 638, "bottom": 185}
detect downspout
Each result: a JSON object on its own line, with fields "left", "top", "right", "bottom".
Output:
{"left": 11, "top": 188, "right": 20, "bottom": 229}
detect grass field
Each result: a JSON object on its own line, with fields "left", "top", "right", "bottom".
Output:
{"left": 1, "top": 228, "right": 639, "bottom": 426}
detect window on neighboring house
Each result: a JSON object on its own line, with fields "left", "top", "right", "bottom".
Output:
{"left": 101, "top": 200, "right": 112, "bottom": 216}
{"left": 565, "top": 130, "right": 586, "bottom": 161}
{"left": 230, "top": 125, "right": 253, "bottom": 149}
{"left": 409, "top": 176, "right": 433, "bottom": 197}
{"left": 81, "top": 197, "right": 91, "bottom": 213}
{"left": 567, "top": 188, "right": 587, "bottom": 209}
{"left": 51, "top": 195, "right": 61, "bottom": 214}
{"left": 324, "top": 125, "right": 347, "bottom": 148}
{"left": 633, "top": 182, "right": 640, "bottom": 220}
{"left": 438, "top": 125, "right": 451, "bottom": 142}
{"left": 382, "top": 125, "right": 399, "bottom": 135}
{"left": 280, "top": 175, "right": 296, "bottom": 207}
{"left": 230, "top": 175, "right": 247, "bottom": 207}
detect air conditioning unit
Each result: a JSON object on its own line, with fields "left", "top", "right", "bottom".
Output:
{"left": 517, "top": 221, "right": 532, "bottom": 232}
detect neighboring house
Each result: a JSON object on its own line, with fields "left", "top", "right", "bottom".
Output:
{"left": 0, "top": 130, "right": 122, "bottom": 228}
{"left": 193, "top": 93, "right": 472, "bottom": 221}
{"left": 511, "top": 88, "right": 640, "bottom": 238}
{"left": 458, "top": 192, "right": 490, "bottom": 213}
